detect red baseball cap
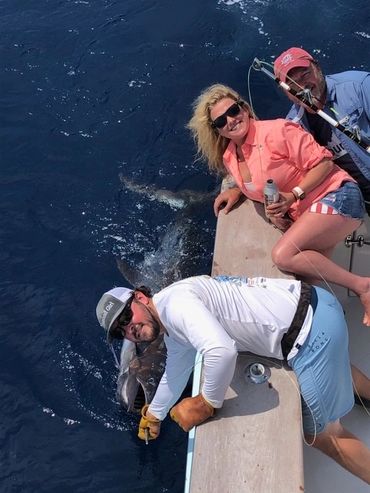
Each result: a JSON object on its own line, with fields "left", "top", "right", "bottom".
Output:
{"left": 274, "top": 47, "right": 314, "bottom": 82}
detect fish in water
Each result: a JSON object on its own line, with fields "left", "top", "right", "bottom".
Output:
{"left": 116, "top": 336, "right": 166, "bottom": 413}
{"left": 117, "top": 173, "right": 217, "bottom": 289}
{"left": 115, "top": 175, "right": 216, "bottom": 412}
{"left": 119, "top": 173, "right": 217, "bottom": 210}
{"left": 116, "top": 217, "right": 198, "bottom": 289}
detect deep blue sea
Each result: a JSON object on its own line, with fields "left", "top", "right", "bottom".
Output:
{"left": 1, "top": 1, "right": 369, "bottom": 492}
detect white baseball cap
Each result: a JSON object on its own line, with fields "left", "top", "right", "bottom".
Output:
{"left": 96, "top": 287, "right": 133, "bottom": 342}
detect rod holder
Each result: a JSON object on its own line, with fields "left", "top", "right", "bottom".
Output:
{"left": 248, "top": 362, "right": 268, "bottom": 384}
{"left": 252, "top": 58, "right": 263, "bottom": 71}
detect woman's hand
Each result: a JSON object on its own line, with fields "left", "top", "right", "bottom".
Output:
{"left": 269, "top": 216, "right": 293, "bottom": 232}
{"left": 213, "top": 187, "right": 243, "bottom": 217}
{"left": 266, "top": 192, "right": 295, "bottom": 218}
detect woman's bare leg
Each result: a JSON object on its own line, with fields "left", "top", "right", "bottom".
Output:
{"left": 271, "top": 212, "right": 370, "bottom": 325}
{"left": 351, "top": 365, "right": 370, "bottom": 400}
{"left": 295, "top": 247, "right": 335, "bottom": 285}
{"left": 307, "top": 420, "right": 370, "bottom": 484}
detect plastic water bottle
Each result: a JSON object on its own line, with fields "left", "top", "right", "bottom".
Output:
{"left": 264, "top": 179, "right": 279, "bottom": 206}
{"left": 263, "top": 179, "right": 291, "bottom": 231}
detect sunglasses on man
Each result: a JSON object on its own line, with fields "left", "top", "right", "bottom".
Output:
{"left": 211, "top": 101, "right": 243, "bottom": 129}
{"left": 107, "top": 297, "right": 135, "bottom": 368}
{"left": 109, "top": 298, "right": 134, "bottom": 341}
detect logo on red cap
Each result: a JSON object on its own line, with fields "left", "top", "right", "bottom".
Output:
{"left": 280, "top": 53, "right": 294, "bottom": 66}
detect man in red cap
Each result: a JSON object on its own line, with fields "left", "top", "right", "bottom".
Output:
{"left": 274, "top": 47, "right": 370, "bottom": 214}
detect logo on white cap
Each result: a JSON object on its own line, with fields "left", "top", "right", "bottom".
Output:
{"left": 101, "top": 300, "right": 114, "bottom": 326}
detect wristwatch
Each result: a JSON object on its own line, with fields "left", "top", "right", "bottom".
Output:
{"left": 292, "top": 186, "right": 306, "bottom": 200}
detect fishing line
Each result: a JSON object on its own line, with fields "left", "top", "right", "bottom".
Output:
{"left": 246, "top": 59, "right": 353, "bottom": 300}
{"left": 256, "top": 134, "right": 369, "bottom": 422}
{"left": 110, "top": 343, "right": 120, "bottom": 369}
{"left": 165, "top": 352, "right": 318, "bottom": 446}
{"left": 352, "top": 379, "right": 370, "bottom": 418}
{"left": 246, "top": 63, "right": 256, "bottom": 117}
{"left": 254, "top": 355, "right": 318, "bottom": 446}
{"left": 164, "top": 342, "right": 370, "bottom": 441}
{"left": 246, "top": 69, "right": 370, "bottom": 424}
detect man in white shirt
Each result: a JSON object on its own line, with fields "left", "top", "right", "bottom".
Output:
{"left": 97, "top": 275, "right": 370, "bottom": 484}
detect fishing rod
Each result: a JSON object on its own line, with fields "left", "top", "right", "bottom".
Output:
{"left": 252, "top": 58, "right": 370, "bottom": 154}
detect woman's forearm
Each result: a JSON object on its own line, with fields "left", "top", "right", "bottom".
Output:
{"left": 294, "top": 159, "right": 334, "bottom": 195}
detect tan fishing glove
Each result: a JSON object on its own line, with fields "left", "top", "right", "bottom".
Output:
{"left": 138, "top": 405, "right": 161, "bottom": 441}
{"left": 170, "top": 394, "right": 214, "bottom": 432}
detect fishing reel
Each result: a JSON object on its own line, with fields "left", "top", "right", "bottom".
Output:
{"left": 295, "top": 88, "right": 314, "bottom": 105}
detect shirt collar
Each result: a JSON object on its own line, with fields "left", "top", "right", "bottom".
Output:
{"left": 223, "top": 119, "right": 258, "bottom": 162}
{"left": 325, "top": 75, "right": 336, "bottom": 105}
{"left": 244, "top": 118, "right": 257, "bottom": 146}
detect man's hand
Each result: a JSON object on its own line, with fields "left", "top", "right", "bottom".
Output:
{"left": 213, "top": 187, "right": 242, "bottom": 217}
{"left": 138, "top": 405, "right": 161, "bottom": 441}
{"left": 170, "top": 394, "right": 214, "bottom": 432}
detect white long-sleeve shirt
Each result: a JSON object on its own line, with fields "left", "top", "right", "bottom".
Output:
{"left": 148, "top": 275, "right": 312, "bottom": 420}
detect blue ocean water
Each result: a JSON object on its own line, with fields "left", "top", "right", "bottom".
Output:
{"left": 1, "top": 1, "right": 369, "bottom": 492}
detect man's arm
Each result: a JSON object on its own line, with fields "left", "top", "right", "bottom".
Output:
{"left": 148, "top": 344, "right": 196, "bottom": 420}
{"left": 151, "top": 297, "right": 238, "bottom": 415}
{"left": 165, "top": 297, "right": 238, "bottom": 408}
{"left": 166, "top": 297, "right": 238, "bottom": 432}
{"left": 138, "top": 344, "right": 196, "bottom": 441}
{"left": 360, "top": 74, "right": 370, "bottom": 122}
{"left": 143, "top": 295, "right": 238, "bottom": 437}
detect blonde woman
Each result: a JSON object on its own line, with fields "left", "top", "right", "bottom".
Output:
{"left": 188, "top": 83, "right": 370, "bottom": 325}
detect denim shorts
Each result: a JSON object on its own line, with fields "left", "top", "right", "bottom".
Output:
{"left": 288, "top": 286, "right": 354, "bottom": 435}
{"left": 313, "top": 181, "right": 365, "bottom": 220}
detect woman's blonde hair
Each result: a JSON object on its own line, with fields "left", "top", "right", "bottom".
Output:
{"left": 187, "top": 84, "right": 255, "bottom": 175}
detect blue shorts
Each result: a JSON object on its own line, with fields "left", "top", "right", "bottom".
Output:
{"left": 312, "top": 181, "right": 365, "bottom": 220}
{"left": 288, "top": 286, "right": 354, "bottom": 435}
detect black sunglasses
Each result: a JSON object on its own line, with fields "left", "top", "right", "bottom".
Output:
{"left": 211, "top": 101, "right": 242, "bottom": 129}
{"left": 109, "top": 298, "right": 134, "bottom": 340}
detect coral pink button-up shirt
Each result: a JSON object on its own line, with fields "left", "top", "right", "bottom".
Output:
{"left": 223, "top": 119, "right": 354, "bottom": 221}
